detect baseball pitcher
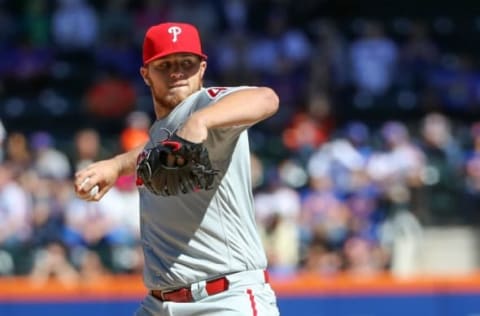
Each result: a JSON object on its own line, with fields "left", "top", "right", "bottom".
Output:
{"left": 75, "top": 22, "right": 281, "bottom": 316}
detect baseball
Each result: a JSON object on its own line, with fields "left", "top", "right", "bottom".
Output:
{"left": 79, "top": 177, "right": 99, "bottom": 198}
{"left": 89, "top": 185, "right": 99, "bottom": 198}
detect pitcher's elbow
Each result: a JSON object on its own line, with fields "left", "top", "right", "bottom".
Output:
{"left": 261, "top": 87, "right": 280, "bottom": 116}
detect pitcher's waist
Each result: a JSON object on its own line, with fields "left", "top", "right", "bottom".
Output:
{"left": 151, "top": 269, "right": 270, "bottom": 303}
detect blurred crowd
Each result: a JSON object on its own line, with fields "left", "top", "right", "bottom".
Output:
{"left": 1, "top": 0, "right": 480, "bottom": 283}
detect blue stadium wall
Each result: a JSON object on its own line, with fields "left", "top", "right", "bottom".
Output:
{"left": 1, "top": 294, "right": 480, "bottom": 316}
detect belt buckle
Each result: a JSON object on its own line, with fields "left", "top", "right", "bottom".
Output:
{"left": 190, "top": 280, "right": 208, "bottom": 301}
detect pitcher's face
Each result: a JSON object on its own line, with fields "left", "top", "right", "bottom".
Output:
{"left": 140, "top": 54, "right": 207, "bottom": 118}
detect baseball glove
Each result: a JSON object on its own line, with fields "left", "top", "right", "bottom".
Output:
{"left": 136, "top": 133, "right": 217, "bottom": 196}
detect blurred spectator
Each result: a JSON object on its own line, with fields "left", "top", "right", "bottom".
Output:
{"left": 0, "top": 162, "right": 32, "bottom": 275}
{"left": 63, "top": 185, "right": 136, "bottom": 271}
{"left": 379, "top": 200, "right": 423, "bottom": 277}
{"left": 84, "top": 71, "right": 136, "bottom": 119}
{"left": 282, "top": 93, "right": 334, "bottom": 162}
{"left": 277, "top": 158, "right": 309, "bottom": 190}
{"left": 462, "top": 121, "right": 480, "bottom": 225}
{"left": 77, "top": 248, "right": 111, "bottom": 282}
{"left": 5, "top": 132, "right": 32, "bottom": 169}
{"left": 366, "top": 121, "right": 425, "bottom": 189}
{"left": 69, "top": 128, "right": 110, "bottom": 172}
{"left": 343, "top": 236, "right": 388, "bottom": 275}
{"left": 282, "top": 110, "right": 328, "bottom": 157}
{"left": 113, "top": 175, "right": 140, "bottom": 240}
{"left": 300, "top": 234, "right": 342, "bottom": 275}
{"left": 24, "top": 171, "right": 65, "bottom": 249}
{"left": 30, "top": 131, "right": 71, "bottom": 179}
{"left": 416, "top": 112, "right": 464, "bottom": 225}
{"left": 349, "top": 20, "right": 398, "bottom": 97}
{"left": 343, "top": 121, "right": 373, "bottom": 159}
{"left": 29, "top": 241, "right": 79, "bottom": 287}
{"left": 300, "top": 173, "right": 352, "bottom": 253}
{"left": 345, "top": 187, "right": 381, "bottom": 239}
{"left": 255, "top": 172, "right": 301, "bottom": 274}
{"left": 307, "top": 121, "right": 371, "bottom": 196}
{"left": 51, "top": 0, "right": 98, "bottom": 52}
{"left": 120, "top": 111, "right": 151, "bottom": 153}
{"left": 109, "top": 174, "right": 142, "bottom": 273}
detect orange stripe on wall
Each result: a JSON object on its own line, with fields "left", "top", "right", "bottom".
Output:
{"left": 270, "top": 271, "right": 480, "bottom": 296}
{"left": 0, "top": 275, "right": 147, "bottom": 302}
{"left": 1, "top": 272, "right": 480, "bottom": 301}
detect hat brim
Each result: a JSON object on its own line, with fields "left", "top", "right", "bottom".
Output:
{"left": 144, "top": 51, "right": 208, "bottom": 65}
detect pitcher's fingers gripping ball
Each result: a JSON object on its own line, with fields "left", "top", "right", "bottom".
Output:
{"left": 89, "top": 184, "right": 99, "bottom": 198}
{"left": 136, "top": 133, "right": 218, "bottom": 196}
{"left": 79, "top": 177, "right": 100, "bottom": 198}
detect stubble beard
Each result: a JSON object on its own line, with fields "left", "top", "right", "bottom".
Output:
{"left": 152, "top": 79, "right": 202, "bottom": 118}
{"left": 152, "top": 87, "right": 192, "bottom": 118}
{"left": 156, "top": 92, "right": 184, "bottom": 109}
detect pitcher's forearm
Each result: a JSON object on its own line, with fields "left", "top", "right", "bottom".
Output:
{"left": 113, "top": 144, "right": 146, "bottom": 176}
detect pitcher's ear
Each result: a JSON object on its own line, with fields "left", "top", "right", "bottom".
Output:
{"left": 140, "top": 67, "right": 150, "bottom": 86}
{"left": 200, "top": 60, "right": 207, "bottom": 77}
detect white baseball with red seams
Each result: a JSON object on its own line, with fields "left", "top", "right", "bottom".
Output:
{"left": 135, "top": 87, "right": 280, "bottom": 316}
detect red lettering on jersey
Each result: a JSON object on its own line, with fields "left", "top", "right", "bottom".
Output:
{"left": 206, "top": 87, "right": 227, "bottom": 98}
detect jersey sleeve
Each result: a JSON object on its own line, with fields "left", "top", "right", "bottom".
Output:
{"left": 199, "top": 86, "right": 255, "bottom": 133}
{"left": 196, "top": 86, "right": 254, "bottom": 163}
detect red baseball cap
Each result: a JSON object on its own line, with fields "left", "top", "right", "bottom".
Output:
{"left": 142, "top": 22, "right": 207, "bottom": 65}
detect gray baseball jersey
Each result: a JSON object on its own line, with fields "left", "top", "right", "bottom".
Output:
{"left": 139, "top": 86, "right": 268, "bottom": 291}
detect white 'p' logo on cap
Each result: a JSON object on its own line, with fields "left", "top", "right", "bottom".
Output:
{"left": 168, "top": 26, "right": 182, "bottom": 42}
